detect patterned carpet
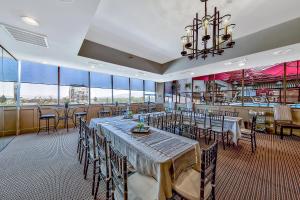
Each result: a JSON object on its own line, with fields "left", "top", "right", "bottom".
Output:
{"left": 0, "top": 136, "right": 15, "bottom": 152}
{"left": 0, "top": 130, "right": 299, "bottom": 200}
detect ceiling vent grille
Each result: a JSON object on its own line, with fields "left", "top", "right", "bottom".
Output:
{"left": 1, "top": 24, "right": 48, "bottom": 48}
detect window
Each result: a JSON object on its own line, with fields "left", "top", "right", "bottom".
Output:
{"left": 130, "top": 78, "right": 144, "bottom": 103}
{"left": 144, "top": 80, "right": 156, "bottom": 102}
{"left": 60, "top": 67, "right": 89, "bottom": 104}
{"left": 0, "top": 49, "right": 18, "bottom": 106}
{"left": 20, "top": 61, "right": 58, "bottom": 105}
{"left": 164, "top": 81, "right": 173, "bottom": 103}
{"left": 131, "top": 91, "right": 144, "bottom": 103}
{"left": 90, "top": 72, "right": 112, "bottom": 104}
{"left": 113, "top": 76, "right": 129, "bottom": 103}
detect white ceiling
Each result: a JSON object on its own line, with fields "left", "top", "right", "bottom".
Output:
{"left": 87, "top": 0, "right": 300, "bottom": 64}
{"left": 0, "top": 0, "right": 300, "bottom": 82}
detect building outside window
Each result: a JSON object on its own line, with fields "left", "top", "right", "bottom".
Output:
{"left": 113, "top": 76, "right": 129, "bottom": 103}
{"left": 20, "top": 61, "right": 58, "bottom": 105}
{"left": 60, "top": 67, "right": 89, "bottom": 104}
{"left": 90, "top": 72, "right": 112, "bottom": 104}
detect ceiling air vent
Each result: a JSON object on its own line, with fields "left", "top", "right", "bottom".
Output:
{"left": 1, "top": 24, "right": 48, "bottom": 48}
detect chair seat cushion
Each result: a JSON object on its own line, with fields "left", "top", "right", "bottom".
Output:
{"left": 40, "top": 114, "right": 56, "bottom": 119}
{"left": 75, "top": 112, "right": 87, "bottom": 116}
{"left": 241, "top": 128, "right": 252, "bottom": 135}
{"left": 211, "top": 127, "right": 223, "bottom": 133}
{"left": 172, "top": 169, "right": 212, "bottom": 200}
{"left": 196, "top": 123, "right": 209, "bottom": 129}
{"left": 114, "top": 173, "right": 159, "bottom": 200}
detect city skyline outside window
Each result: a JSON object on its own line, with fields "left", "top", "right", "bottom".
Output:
{"left": 20, "top": 83, "right": 58, "bottom": 105}
{"left": 2, "top": 58, "right": 157, "bottom": 106}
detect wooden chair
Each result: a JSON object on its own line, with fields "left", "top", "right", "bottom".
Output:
{"left": 163, "top": 112, "right": 174, "bottom": 132}
{"left": 240, "top": 115, "right": 257, "bottom": 153}
{"left": 181, "top": 110, "right": 194, "bottom": 137}
{"left": 171, "top": 112, "right": 183, "bottom": 135}
{"left": 108, "top": 144, "right": 158, "bottom": 200}
{"left": 273, "top": 105, "right": 299, "bottom": 139}
{"left": 209, "top": 113, "right": 227, "bottom": 150}
{"left": 77, "top": 118, "right": 85, "bottom": 162}
{"left": 73, "top": 106, "right": 89, "bottom": 128}
{"left": 194, "top": 112, "right": 209, "bottom": 143}
{"left": 37, "top": 105, "right": 57, "bottom": 134}
{"left": 152, "top": 113, "right": 164, "bottom": 129}
{"left": 172, "top": 142, "right": 218, "bottom": 200}
{"left": 94, "top": 132, "right": 110, "bottom": 200}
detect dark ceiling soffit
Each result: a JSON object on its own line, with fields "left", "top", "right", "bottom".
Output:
{"left": 78, "top": 17, "right": 300, "bottom": 75}
{"left": 78, "top": 40, "right": 164, "bottom": 74}
{"left": 162, "top": 17, "right": 300, "bottom": 73}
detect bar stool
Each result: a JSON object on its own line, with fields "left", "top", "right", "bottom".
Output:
{"left": 37, "top": 106, "right": 57, "bottom": 134}
{"left": 73, "top": 106, "right": 89, "bottom": 128}
{"left": 98, "top": 107, "right": 111, "bottom": 118}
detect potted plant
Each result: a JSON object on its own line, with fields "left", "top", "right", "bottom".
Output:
{"left": 64, "top": 100, "right": 70, "bottom": 109}
{"left": 185, "top": 83, "right": 192, "bottom": 90}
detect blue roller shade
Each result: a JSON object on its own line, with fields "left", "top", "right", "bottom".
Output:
{"left": 21, "top": 61, "right": 58, "bottom": 84}
{"left": 90, "top": 72, "right": 112, "bottom": 89}
{"left": 113, "top": 76, "right": 129, "bottom": 90}
{"left": 145, "top": 80, "right": 155, "bottom": 92}
{"left": 60, "top": 67, "right": 88, "bottom": 87}
{"left": 1, "top": 50, "right": 18, "bottom": 82}
{"left": 130, "top": 78, "right": 143, "bottom": 91}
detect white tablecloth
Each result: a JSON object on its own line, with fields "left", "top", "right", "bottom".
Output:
{"left": 90, "top": 116, "right": 201, "bottom": 200}
{"left": 222, "top": 116, "right": 244, "bottom": 144}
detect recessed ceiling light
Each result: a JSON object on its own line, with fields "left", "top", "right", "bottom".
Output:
{"left": 59, "top": 0, "right": 75, "bottom": 3}
{"left": 272, "top": 49, "right": 292, "bottom": 56}
{"left": 224, "top": 61, "right": 233, "bottom": 66}
{"left": 238, "top": 62, "right": 246, "bottom": 67}
{"left": 42, "top": 61, "right": 48, "bottom": 64}
{"left": 21, "top": 16, "right": 39, "bottom": 26}
{"left": 90, "top": 65, "right": 95, "bottom": 69}
{"left": 191, "top": 72, "right": 195, "bottom": 75}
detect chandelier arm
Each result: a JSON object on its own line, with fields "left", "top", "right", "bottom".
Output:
{"left": 181, "top": 0, "right": 235, "bottom": 60}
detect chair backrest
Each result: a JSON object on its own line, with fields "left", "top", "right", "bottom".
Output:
{"left": 224, "top": 111, "right": 238, "bottom": 117}
{"left": 273, "top": 105, "right": 292, "bottom": 121}
{"left": 194, "top": 112, "right": 206, "bottom": 128}
{"left": 200, "top": 142, "right": 218, "bottom": 200}
{"left": 79, "top": 117, "right": 85, "bottom": 138}
{"left": 108, "top": 144, "right": 128, "bottom": 200}
{"left": 37, "top": 105, "right": 42, "bottom": 116}
{"left": 250, "top": 115, "right": 257, "bottom": 134}
{"left": 181, "top": 110, "right": 193, "bottom": 124}
{"left": 82, "top": 119, "right": 92, "bottom": 154}
{"left": 95, "top": 131, "right": 109, "bottom": 176}
{"left": 209, "top": 113, "right": 224, "bottom": 131}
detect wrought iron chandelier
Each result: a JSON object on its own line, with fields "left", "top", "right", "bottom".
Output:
{"left": 181, "top": 0, "right": 236, "bottom": 60}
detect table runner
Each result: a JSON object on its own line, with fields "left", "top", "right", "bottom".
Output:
{"left": 133, "top": 112, "right": 244, "bottom": 145}
{"left": 90, "top": 117, "right": 200, "bottom": 200}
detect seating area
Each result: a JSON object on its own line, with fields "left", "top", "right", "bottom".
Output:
{"left": 1, "top": 1, "right": 300, "bottom": 200}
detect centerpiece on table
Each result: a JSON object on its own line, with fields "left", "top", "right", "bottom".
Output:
{"left": 124, "top": 110, "right": 133, "bottom": 119}
{"left": 131, "top": 122, "right": 150, "bottom": 134}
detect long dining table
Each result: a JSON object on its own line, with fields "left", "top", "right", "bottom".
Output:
{"left": 90, "top": 116, "right": 201, "bottom": 200}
